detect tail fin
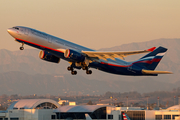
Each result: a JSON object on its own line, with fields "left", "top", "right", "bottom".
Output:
{"left": 133, "top": 46, "right": 167, "bottom": 70}
{"left": 85, "top": 114, "right": 92, "bottom": 120}
{"left": 122, "top": 112, "right": 131, "bottom": 120}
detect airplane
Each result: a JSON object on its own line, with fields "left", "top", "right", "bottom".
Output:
{"left": 7, "top": 26, "right": 172, "bottom": 76}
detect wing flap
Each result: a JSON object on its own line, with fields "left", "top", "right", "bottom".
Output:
{"left": 142, "top": 69, "right": 173, "bottom": 74}
{"left": 94, "top": 54, "right": 107, "bottom": 61}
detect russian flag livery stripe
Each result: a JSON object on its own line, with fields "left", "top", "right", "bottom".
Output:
{"left": 122, "top": 113, "right": 131, "bottom": 120}
{"left": 132, "top": 46, "right": 167, "bottom": 70}
{"left": 123, "top": 113, "right": 128, "bottom": 120}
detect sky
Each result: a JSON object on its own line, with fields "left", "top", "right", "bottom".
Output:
{"left": 1, "top": 0, "right": 180, "bottom": 51}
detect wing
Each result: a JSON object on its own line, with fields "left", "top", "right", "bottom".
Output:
{"left": 82, "top": 47, "right": 156, "bottom": 61}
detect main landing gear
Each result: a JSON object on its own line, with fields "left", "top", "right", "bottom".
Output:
{"left": 67, "top": 66, "right": 77, "bottom": 75}
{"left": 20, "top": 43, "right": 24, "bottom": 50}
{"left": 67, "top": 65, "right": 92, "bottom": 75}
{"left": 82, "top": 66, "right": 92, "bottom": 74}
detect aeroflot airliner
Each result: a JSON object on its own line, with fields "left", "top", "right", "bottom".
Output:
{"left": 7, "top": 26, "right": 172, "bottom": 75}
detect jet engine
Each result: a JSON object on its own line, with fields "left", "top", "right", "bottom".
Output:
{"left": 64, "top": 49, "right": 85, "bottom": 62}
{"left": 39, "top": 50, "right": 60, "bottom": 63}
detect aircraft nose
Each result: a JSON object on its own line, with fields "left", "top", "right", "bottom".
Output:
{"left": 7, "top": 28, "right": 17, "bottom": 38}
{"left": 7, "top": 28, "right": 13, "bottom": 34}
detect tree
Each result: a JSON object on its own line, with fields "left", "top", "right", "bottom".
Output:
{"left": 87, "top": 100, "right": 93, "bottom": 105}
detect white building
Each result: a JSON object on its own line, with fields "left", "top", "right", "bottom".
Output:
{"left": 53, "top": 105, "right": 180, "bottom": 120}
{"left": 0, "top": 99, "right": 60, "bottom": 120}
{"left": 0, "top": 99, "right": 179, "bottom": 120}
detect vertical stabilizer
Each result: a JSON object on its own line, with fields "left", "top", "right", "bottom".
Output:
{"left": 133, "top": 46, "right": 167, "bottom": 70}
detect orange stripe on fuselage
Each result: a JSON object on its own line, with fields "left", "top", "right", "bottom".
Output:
{"left": 15, "top": 38, "right": 64, "bottom": 53}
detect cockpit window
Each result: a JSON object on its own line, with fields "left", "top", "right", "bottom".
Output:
{"left": 13, "top": 27, "right": 19, "bottom": 30}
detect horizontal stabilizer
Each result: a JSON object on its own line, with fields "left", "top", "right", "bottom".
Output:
{"left": 142, "top": 69, "right": 173, "bottom": 74}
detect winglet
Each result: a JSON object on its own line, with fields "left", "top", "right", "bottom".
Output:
{"left": 147, "top": 47, "right": 156, "bottom": 52}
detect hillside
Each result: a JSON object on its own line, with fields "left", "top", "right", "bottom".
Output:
{"left": 0, "top": 71, "right": 177, "bottom": 95}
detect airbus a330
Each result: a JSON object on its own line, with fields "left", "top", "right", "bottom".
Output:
{"left": 7, "top": 26, "right": 172, "bottom": 76}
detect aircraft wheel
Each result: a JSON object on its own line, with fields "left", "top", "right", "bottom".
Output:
{"left": 20, "top": 47, "right": 24, "bottom": 50}
{"left": 71, "top": 71, "right": 77, "bottom": 75}
{"left": 67, "top": 66, "right": 73, "bottom": 71}
{"left": 86, "top": 70, "right": 92, "bottom": 74}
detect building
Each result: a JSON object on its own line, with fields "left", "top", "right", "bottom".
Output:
{"left": 58, "top": 100, "right": 76, "bottom": 106}
{"left": 0, "top": 99, "right": 179, "bottom": 120}
{"left": 0, "top": 99, "right": 60, "bottom": 120}
{"left": 53, "top": 105, "right": 107, "bottom": 119}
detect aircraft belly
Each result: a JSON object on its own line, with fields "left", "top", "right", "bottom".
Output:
{"left": 89, "top": 62, "right": 144, "bottom": 76}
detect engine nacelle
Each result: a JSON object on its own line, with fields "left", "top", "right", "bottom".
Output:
{"left": 64, "top": 49, "right": 85, "bottom": 62}
{"left": 39, "top": 50, "right": 60, "bottom": 63}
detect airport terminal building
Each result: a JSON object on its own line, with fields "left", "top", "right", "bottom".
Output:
{"left": 0, "top": 99, "right": 60, "bottom": 120}
{"left": 0, "top": 99, "right": 179, "bottom": 120}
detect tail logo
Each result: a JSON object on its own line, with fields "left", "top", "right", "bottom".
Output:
{"left": 122, "top": 112, "right": 131, "bottom": 120}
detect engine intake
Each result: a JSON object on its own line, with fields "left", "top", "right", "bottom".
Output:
{"left": 64, "top": 49, "right": 85, "bottom": 62}
{"left": 39, "top": 50, "right": 60, "bottom": 63}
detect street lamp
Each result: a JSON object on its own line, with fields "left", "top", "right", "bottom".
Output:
{"left": 126, "top": 96, "right": 128, "bottom": 107}
{"left": 110, "top": 96, "right": 113, "bottom": 105}
{"left": 174, "top": 96, "right": 176, "bottom": 105}
{"left": 146, "top": 96, "right": 150, "bottom": 110}
{"left": 157, "top": 97, "right": 160, "bottom": 109}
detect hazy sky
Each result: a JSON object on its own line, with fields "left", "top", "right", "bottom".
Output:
{"left": 1, "top": 0, "right": 180, "bottom": 51}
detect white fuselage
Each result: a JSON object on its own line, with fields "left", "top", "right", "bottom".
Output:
{"left": 8, "top": 26, "right": 94, "bottom": 52}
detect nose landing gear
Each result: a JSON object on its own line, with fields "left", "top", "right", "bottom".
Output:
{"left": 20, "top": 43, "right": 24, "bottom": 50}
{"left": 20, "top": 47, "right": 24, "bottom": 50}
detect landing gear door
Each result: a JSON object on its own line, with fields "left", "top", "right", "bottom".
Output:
{"left": 128, "top": 65, "right": 136, "bottom": 73}
{"left": 128, "top": 66, "right": 132, "bottom": 71}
